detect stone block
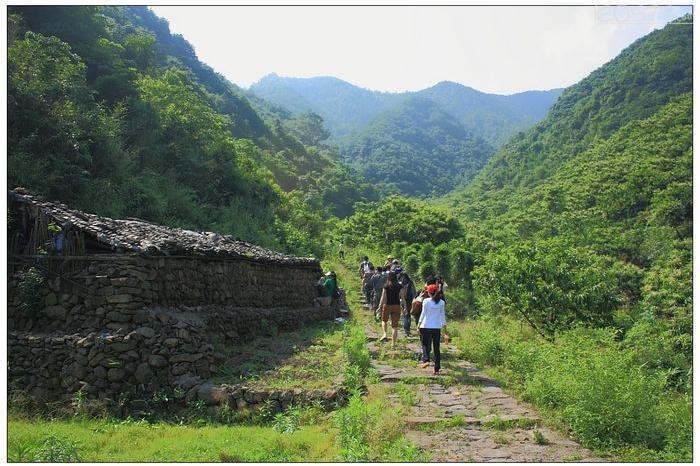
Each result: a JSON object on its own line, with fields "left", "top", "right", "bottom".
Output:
{"left": 170, "top": 353, "right": 203, "bottom": 364}
{"left": 106, "top": 311, "right": 130, "bottom": 322}
{"left": 134, "top": 363, "right": 154, "bottom": 384}
{"left": 148, "top": 355, "right": 168, "bottom": 368}
{"left": 106, "top": 294, "right": 132, "bottom": 304}
{"left": 45, "top": 293, "right": 58, "bottom": 306}
{"left": 44, "top": 306, "right": 67, "bottom": 320}
{"left": 107, "top": 368, "right": 126, "bottom": 382}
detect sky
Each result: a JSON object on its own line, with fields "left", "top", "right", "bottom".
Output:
{"left": 151, "top": 5, "right": 692, "bottom": 95}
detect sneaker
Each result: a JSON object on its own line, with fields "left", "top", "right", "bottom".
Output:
{"left": 434, "top": 369, "right": 441, "bottom": 375}
{"left": 419, "top": 362, "right": 430, "bottom": 369}
{"left": 380, "top": 335, "right": 388, "bottom": 342}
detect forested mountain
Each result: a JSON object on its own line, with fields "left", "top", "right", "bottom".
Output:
{"left": 458, "top": 17, "right": 693, "bottom": 200}
{"left": 446, "top": 15, "right": 693, "bottom": 385}
{"left": 250, "top": 73, "right": 562, "bottom": 146}
{"left": 418, "top": 82, "right": 562, "bottom": 147}
{"left": 339, "top": 97, "right": 494, "bottom": 196}
{"left": 8, "top": 6, "right": 376, "bottom": 257}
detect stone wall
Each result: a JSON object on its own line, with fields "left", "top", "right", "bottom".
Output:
{"left": 8, "top": 255, "right": 323, "bottom": 333}
{"left": 8, "top": 303, "right": 337, "bottom": 405}
{"left": 7, "top": 253, "right": 340, "bottom": 407}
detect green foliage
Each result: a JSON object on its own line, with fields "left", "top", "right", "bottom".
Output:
{"left": 15, "top": 267, "right": 45, "bottom": 318}
{"left": 271, "top": 402, "right": 325, "bottom": 435}
{"left": 473, "top": 238, "right": 621, "bottom": 336}
{"left": 533, "top": 430, "right": 549, "bottom": 445}
{"left": 342, "top": 321, "right": 371, "bottom": 393}
{"left": 340, "top": 97, "right": 495, "bottom": 195}
{"left": 337, "top": 196, "right": 462, "bottom": 247}
{"left": 334, "top": 392, "right": 422, "bottom": 462}
{"left": 9, "top": 416, "right": 338, "bottom": 461}
{"left": 453, "top": 317, "right": 691, "bottom": 461}
{"left": 33, "top": 435, "right": 82, "bottom": 462}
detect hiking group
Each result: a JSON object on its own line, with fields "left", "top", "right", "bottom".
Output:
{"left": 359, "top": 256, "right": 448, "bottom": 375}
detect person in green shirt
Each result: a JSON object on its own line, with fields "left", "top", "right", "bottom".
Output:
{"left": 323, "top": 271, "right": 337, "bottom": 298}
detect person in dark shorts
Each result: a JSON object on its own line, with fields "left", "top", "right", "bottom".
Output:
{"left": 380, "top": 272, "right": 402, "bottom": 349}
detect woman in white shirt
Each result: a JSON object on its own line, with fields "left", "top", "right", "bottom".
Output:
{"left": 418, "top": 283, "right": 446, "bottom": 374}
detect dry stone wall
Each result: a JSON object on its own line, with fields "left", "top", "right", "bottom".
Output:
{"left": 7, "top": 254, "right": 338, "bottom": 407}
{"left": 8, "top": 255, "right": 323, "bottom": 333}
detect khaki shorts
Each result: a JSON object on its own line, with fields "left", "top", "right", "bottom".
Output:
{"left": 382, "top": 304, "right": 401, "bottom": 328}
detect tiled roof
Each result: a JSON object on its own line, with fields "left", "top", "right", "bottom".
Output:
{"left": 9, "top": 189, "right": 319, "bottom": 267}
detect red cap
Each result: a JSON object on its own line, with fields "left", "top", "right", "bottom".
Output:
{"left": 426, "top": 284, "right": 439, "bottom": 294}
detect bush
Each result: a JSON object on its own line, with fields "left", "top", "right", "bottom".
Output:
{"left": 454, "top": 317, "right": 691, "bottom": 461}
{"left": 473, "top": 238, "right": 620, "bottom": 336}
{"left": 33, "top": 436, "right": 82, "bottom": 462}
{"left": 16, "top": 267, "right": 45, "bottom": 318}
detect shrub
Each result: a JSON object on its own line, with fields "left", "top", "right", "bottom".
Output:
{"left": 473, "top": 238, "right": 620, "bottom": 336}
{"left": 454, "top": 317, "right": 691, "bottom": 460}
{"left": 16, "top": 267, "right": 45, "bottom": 318}
{"left": 33, "top": 436, "right": 82, "bottom": 462}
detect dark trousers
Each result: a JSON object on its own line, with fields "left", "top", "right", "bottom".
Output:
{"left": 420, "top": 328, "right": 441, "bottom": 371}
{"left": 403, "top": 313, "right": 411, "bottom": 336}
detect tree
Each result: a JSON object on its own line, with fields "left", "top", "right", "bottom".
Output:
{"left": 473, "top": 238, "right": 620, "bottom": 337}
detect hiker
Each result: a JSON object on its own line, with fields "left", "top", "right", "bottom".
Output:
{"left": 363, "top": 264, "right": 375, "bottom": 307}
{"left": 384, "top": 255, "right": 394, "bottom": 269}
{"left": 399, "top": 272, "right": 416, "bottom": 337}
{"left": 359, "top": 256, "right": 373, "bottom": 288}
{"left": 380, "top": 272, "right": 402, "bottom": 348}
{"left": 418, "top": 283, "right": 446, "bottom": 375}
{"left": 358, "top": 256, "right": 374, "bottom": 277}
{"left": 372, "top": 266, "right": 388, "bottom": 320}
{"left": 323, "top": 271, "right": 338, "bottom": 300}
{"left": 436, "top": 275, "right": 448, "bottom": 302}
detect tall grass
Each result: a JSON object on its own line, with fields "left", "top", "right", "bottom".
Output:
{"left": 334, "top": 390, "right": 424, "bottom": 462}
{"left": 452, "top": 316, "right": 691, "bottom": 461}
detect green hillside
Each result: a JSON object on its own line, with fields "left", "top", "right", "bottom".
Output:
{"left": 442, "top": 15, "right": 693, "bottom": 371}
{"left": 458, "top": 16, "right": 692, "bottom": 201}
{"left": 339, "top": 96, "right": 494, "bottom": 196}
{"left": 417, "top": 81, "right": 562, "bottom": 146}
{"left": 7, "top": 6, "right": 375, "bottom": 256}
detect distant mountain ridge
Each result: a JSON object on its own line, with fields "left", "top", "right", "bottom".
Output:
{"left": 339, "top": 96, "right": 495, "bottom": 196}
{"left": 250, "top": 74, "right": 563, "bottom": 146}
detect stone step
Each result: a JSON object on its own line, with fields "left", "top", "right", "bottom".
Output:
{"left": 404, "top": 415, "right": 482, "bottom": 428}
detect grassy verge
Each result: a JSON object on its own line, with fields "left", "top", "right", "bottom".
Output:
{"left": 326, "top": 250, "right": 427, "bottom": 462}
{"left": 7, "top": 416, "right": 337, "bottom": 462}
{"left": 450, "top": 315, "right": 692, "bottom": 462}
{"left": 211, "top": 320, "right": 346, "bottom": 391}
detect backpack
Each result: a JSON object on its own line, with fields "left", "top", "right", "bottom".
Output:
{"left": 411, "top": 296, "right": 423, "bottom": 317}
{"left": 405, "top": 280, "right": 416, "bottom": 303}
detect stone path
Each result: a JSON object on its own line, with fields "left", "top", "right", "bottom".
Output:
{"left": 358, "top": 292, "right": 604, "bottom": 462}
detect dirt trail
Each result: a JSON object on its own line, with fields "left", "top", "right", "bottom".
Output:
{"left": 357, "top": 291, "right": 604, "bottom": 462}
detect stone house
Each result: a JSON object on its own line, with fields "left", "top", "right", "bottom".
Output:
{"left": 7, "top": 189, "right": 337, "bottom": 406}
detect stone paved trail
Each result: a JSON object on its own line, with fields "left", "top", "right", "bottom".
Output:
{"left": 358, "top": 292, "right": 605, "bottom": 462}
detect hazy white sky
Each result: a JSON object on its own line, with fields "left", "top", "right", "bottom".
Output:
{"left": 151, "top": 5, "right": 692, "bottom": 95}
